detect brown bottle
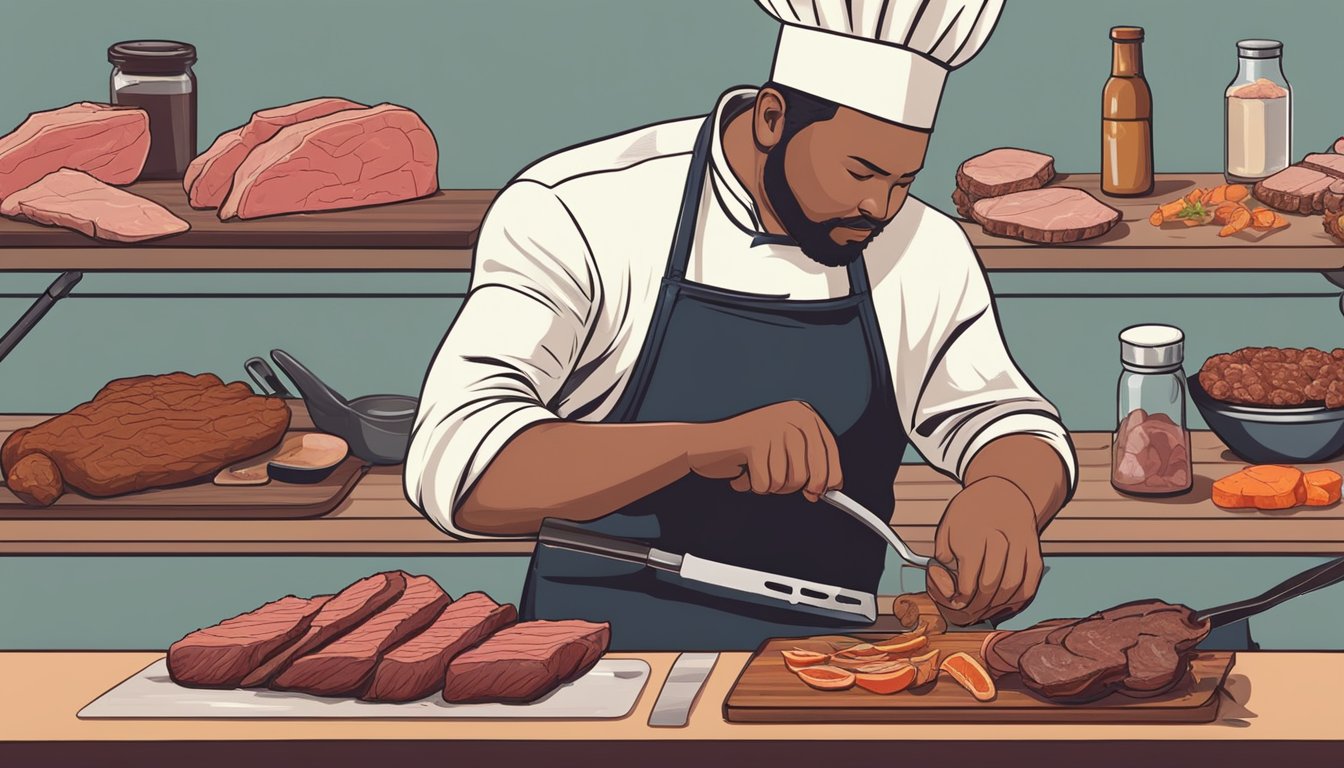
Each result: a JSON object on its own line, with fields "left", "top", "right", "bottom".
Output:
{"left": 1102, "top": 27, "right": 1153, "bottom": 196}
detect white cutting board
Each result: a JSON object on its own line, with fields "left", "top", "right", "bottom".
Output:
{"left": 78, "top": 658, "right": 650, "bottom": 719}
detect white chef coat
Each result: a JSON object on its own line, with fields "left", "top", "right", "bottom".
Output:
{"left": 404, "top": 88, "right": 1077, "bottom": 540}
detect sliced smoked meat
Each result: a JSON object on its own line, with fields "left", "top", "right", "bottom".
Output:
{"left": 270, "top": 573, "right": 451, "bottom": 697}
{"left": 217, "top": 103, "right": 437, "bottom": 221}
{"left": 1253, "top": 166, "right": 1344, "bottom": 214}
{"left": 0, "top": 169, "right": 189, "bottom": 243}
{"left": 362, "top": 592, "right": 518, "bottom": 702}
{"left": 970, "top": 187, "right": 1121, "bottom": 244}
{"left": 1298, "top": 153, "right": 1344, "bottom": 178}
{"left": 442, "top": 620, "right": 610, "bottom": 704}
{"left": 0, "top": 102, "right": 148, "bottom": 201}
{"left": 955, "top": 147, "right": 1055, "bottom": 200}
{"left": 239, "top": 570, "right": 408, "bottom": 687}
{"left": 184, "top": 97, "right": 366, "bottom": 209}
{"left": 168, "top": 595, "right": 331, "bottom": 688}
{"left": 981, "top": 618, "right": 1077, "bottom": 677}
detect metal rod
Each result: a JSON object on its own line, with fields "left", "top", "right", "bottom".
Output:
{"left": 0, "top": 271, "right": 82, "bottom": 365}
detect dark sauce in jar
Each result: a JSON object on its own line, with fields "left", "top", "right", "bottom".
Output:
{"left": 108, "top": 40, "right": 197, "bottom": 180}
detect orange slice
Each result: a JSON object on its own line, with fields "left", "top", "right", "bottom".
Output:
{"left": 795, "top": 665, "right": 856, "bottom": 691}
{"left": 855, "top": 663, "right": 917, "bottom": 695}
{"left": 781, "top": 649, "right": 830, "bottom": 670}
{"left": 941, "top": 652, "right": 996, "bottom": 702}
{"left": 910, "top": 648, "right": 942, "bottom": 687}
{"left": 873, "top": 634, "right": 929, "bottom": 655}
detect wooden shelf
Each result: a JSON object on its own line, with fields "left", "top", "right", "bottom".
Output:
{"left": 2, "top": 405, "right": 1340, "bottom": 555}
{"left": 1, "top": 175, "right": 1338, "bottom": 272}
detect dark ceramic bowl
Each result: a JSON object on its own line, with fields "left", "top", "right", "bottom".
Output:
{"left": 1188, "top": 375, "right": 1344, "bottom": 463}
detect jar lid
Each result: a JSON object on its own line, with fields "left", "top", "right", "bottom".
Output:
{"left": 1110, "top": 26, "right": 1144, "bottom": 42}
{"left": 1120, "top": 324, "right": 1184, "bottom": 370}
{"left": 1237, "top": 39, "right": 1283, "bottom": 59}
{"left": 108, "top": 40, "right": 196, "bottom": 74}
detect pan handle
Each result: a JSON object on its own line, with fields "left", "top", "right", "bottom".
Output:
{"left": 245, "top": 357, "right": 294, "bottom": 398}
{"left": 1193, "top": 555, "right": 1344, "bottom": 628}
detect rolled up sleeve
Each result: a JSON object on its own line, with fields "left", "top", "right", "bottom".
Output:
{"left": 403, "top": 181, "right": 598, "bottom": 539}
{"left": 882, "top": 214, "right": 1077, "bottom": 493}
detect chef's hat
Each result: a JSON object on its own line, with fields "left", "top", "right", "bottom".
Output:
{"left": 756, "top": 0, "right": 1005, "bottom": 130}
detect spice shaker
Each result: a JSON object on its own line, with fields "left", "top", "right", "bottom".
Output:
{"left": 1224, "top": 39, "right": 1291, "bottom": 183}
{"left": 108, "top": 40, "right": 197, "bottom": 180}
{"left": 1112, "top": 325, "right": 1193, "bottom": 497}
{"left": 1101, "top": 26, "right": 1154, "bottom": 197}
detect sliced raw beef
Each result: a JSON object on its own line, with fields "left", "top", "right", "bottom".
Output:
{"left": 270, "top": 573, "right": 451, "bottom": 697}
{"left": 168, "top": 595, "right": 331, "bottom": 688}
{"left": 442, "top": 620, "right": 610, "bottom": 704}
{"left": 1254, "top": 166, "right": 1344, "bottom": 214}
{"left": 971, "top": 187, "right": 1121, "bottom": 244}
{"left": 955, "top": 148, "right": 1055, "bottom": 201}
{"left": 0, "top": 170, "right": 189, "bottom": 243}
{"left": 0, "top": 102, "right": 149, "bottom": 201}
{"left": 362, "top": 592, "right": 518, "bottom": 702}
{"left": 217, "top": 103, "right": 438, "bottom": 220}
{"left": 239, "top": 570, "right": 408, "bottom": 687}
{"left": 184, "top": 97, "right": 366, "bottom": 209}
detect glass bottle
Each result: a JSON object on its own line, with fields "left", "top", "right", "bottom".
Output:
{"left": 108, "top": 40, "right": 198, "bottom": 180}
{"left": 1224, "top": 40, "right": 1292, "bottom": 184}
{"left": 1112, "top": 325, "right": 1192, "bottom": 497}
{"left": 1102, "top": 26, "right": 1154, "bottom": 197}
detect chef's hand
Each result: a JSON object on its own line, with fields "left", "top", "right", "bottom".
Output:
{"left": 925, "top": 476, "right": 1043, "bottom": 626}
{"left": 686, "top": 401, "right": 843, "bottom": 502}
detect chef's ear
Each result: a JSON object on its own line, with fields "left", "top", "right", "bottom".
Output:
{"left": 752, "top": 87, "right": 788, "bottom": 151}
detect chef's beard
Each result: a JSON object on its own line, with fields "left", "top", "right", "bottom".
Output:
{"left": 762, "top": 137, "right": 887, "bottom": 268}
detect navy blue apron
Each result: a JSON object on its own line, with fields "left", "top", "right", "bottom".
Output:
{"left": 519, "top": 114, "right": 907, "bottom": 651}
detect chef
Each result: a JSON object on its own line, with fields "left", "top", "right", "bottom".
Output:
{"left": 405, "top": 0, "right": 1077, "bottom": 651}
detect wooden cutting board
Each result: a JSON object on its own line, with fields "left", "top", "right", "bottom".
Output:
{"left": 724, "top": 632, "right": 1235, "bottom": 724}
{"left": 0, "top": 431, "right": 369, "bottom": 519}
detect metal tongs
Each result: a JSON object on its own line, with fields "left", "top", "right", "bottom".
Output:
{"left": 821, "top": 490, "right": 933, "bottom": 569}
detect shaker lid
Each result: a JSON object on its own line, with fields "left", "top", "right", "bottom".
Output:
{"left": 1110, "top": 26, "right": 1144, "bottom": 42}
{"left": 1120, "top": 324, "right": 1184, "bottom": 370}
{"left": 108, "top": 40, "right": 196, "bottom": 74}
{"left": 1236, "top": 39, "right": 1283, "bottom": 59}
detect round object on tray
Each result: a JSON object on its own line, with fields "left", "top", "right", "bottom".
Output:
{"left": 268, "top": 433, "right": 349, "bottom": 484}
{"left": 1188, "top": 376, "right": 1344, "bottom": 463}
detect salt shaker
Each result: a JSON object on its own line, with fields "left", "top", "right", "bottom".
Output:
{"left": 1112, "top": 325, "right": 1193, "bottom": 497}
{"left": 1224, "top": 39, "right": 1291, "bottom": 183}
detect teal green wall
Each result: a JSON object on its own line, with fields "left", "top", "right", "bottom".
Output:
{"left": 2, "top": 2, "right": 1343, "bottom": 650}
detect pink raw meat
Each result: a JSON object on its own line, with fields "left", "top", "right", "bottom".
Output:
{"left": 0, "top": 169, "right": 189, "bottom": 243}
{"left": 0, "top": 102, "right": 149, "bottom": 201}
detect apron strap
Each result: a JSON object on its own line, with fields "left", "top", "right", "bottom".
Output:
{"left": 665, "top": 117, "right": 716, "bottom": 281}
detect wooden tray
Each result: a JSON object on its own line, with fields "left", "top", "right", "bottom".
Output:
{"left": 724, "top": 631, "right": 1235, "bottom": 724}
{"left": 0, "top": 439, "right": 369, "bottom": 520}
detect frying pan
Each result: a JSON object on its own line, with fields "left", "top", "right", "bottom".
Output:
{"left": 266, "top": 349, "right": 418, "bottom": 465}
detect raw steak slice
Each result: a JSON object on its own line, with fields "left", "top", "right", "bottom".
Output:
{"left": 185, "top": 97, "right": 366, "bottom": 209}
{"left": 270, "top": 574, "right": 451, "bottom": 697}
{"left": 0, "top": 102, "right": 149, "bottom": 201}
{"left": 239, "top": 570, "right": 408, "bottom": 687}
{"left": 1298, "top": 153, "right": 1344, "bottom": 179}
{"left": 0, "top": 169, "right": 189, "bottom": 243}
{"left": 442, "top": 620, "right": 610, "bottom": 704}
{"left": 971, "top": 187, "right": 1121, "bottom": 244}
{"left": 168, "top": 595, "right": 331, "bottom": 688}
{"left": 1253, "top": 166, "right": 1344, "bottom": 214}
{"left": 955, "top": 147, "right": 1055, "bottom": 200}
{"left": 218, "top": 103, "right": 438, "bottom": 220}
{"left": 362, "top": 592, "right": 518, "bottom": 702}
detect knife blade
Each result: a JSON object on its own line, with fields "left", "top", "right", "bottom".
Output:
{"left": 537, "top": 519, "right": 877, "bottom": 624}
{"left": 648, "top": 652, "right": 718, "bottom": 728}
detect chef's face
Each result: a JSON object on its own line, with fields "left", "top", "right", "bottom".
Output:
{"left": 758, "top": 88, "right": 929, "bottom": 267}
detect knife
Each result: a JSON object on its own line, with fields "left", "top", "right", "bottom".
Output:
{"left": 536, "top": 519, "right": 877, "bottom": 624}
{"left": 648, "top": 652, "right": 718, "bottom": 728}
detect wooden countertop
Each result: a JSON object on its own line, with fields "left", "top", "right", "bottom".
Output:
{"left": 1, "top": 651, "right": 1339, "bottom": 767}
{"left": 0, "top": 174, "right": 1338, "bottom": 272}
{"left": 2, "top": 403, "right": 1342, "bottom": 555}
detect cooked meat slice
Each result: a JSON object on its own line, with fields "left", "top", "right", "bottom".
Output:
{"left": 0, "top": 169, "right": 189, "bottom": 242}
{"left": 442, "top": 620, "right": 610, "bottom": 704}
{"left": 1018, "top": 642, "right": 1122, "bottom": 700}
{"left": 955, "top": 147, "right": 1055, "bottom": 200}
{"left": 168, "top": 595, "right": 331, "bottom": 688}
{"left": 970, "top": 188, "right": 1121, "bottom": 244}
{"left": 363, "top": 592, "right": 518, "bottom": 702}
{"left": 239, "top": 571, "right": 408, "bottom": 687}
{"left": 981, "top": 619, "right": 1076, "bottom": 677}
{"left": 1298, "top": 153, "right": 1344, "bottom": 179}
{"left": 0, "top": 102, "right": 148, "bottom": 201}
{"left": 1253, "top": 166, "right": 1344, "bottom": 214}
{"left": 1122, "top": 634, "right": 1184, "bottom": 692}
{"left": 270, "top": 574, "right": 451, "bottom": 697}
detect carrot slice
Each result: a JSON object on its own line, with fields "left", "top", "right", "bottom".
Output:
{"left": 1226, "top": 184, "right": 1249, "bottom": 202}
{"left": 1219, "top": 206, "right": 1252, "bottom": 237}
{"left": 1212, "top": 465, "right": 1306, "bottom": 510}
{"left": 1214, "top": 202, "right": 1248, "bottom": 225}
{"left": 1205, "top": 185, "right": 1228, "bottom": 205}
{"left": 1304, "top": 469, "right": 1342, "bottom": 507}
{"left": 1250, "top": 208, "right": 1278, "bottom": 230}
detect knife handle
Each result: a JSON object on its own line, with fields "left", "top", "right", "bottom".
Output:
{"left": 538, "top": 518, "right": 654, "bottom": 566}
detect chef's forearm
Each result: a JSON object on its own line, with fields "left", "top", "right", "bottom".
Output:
{"left": 456, "top": 421, "right": 698, "bottom": 536}
{"left": 963, "top": 434, "right": 1070, "bottom": 528}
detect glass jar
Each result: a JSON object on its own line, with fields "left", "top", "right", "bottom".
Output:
{"left": 1224, "top": 39, "right": 1291, "bottom": 184}
{"left": 1112, "top": 325, "right": 1193, "bottom": 497}
{"left": 108, "top": 40, "right": 198, "bottom": 180}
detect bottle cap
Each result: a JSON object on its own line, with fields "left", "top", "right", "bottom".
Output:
{"left": 108, "top": 40, "right": 196, "bottom": 74}
{"left": 1120, "top": 325, "right": 1185, "bottom": 370}
{"left": 1236, "top": 39, "right": 1283, "bottom": 59}
{"left": 1110, "top": 26, "right": 1144, "bottom": 42}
